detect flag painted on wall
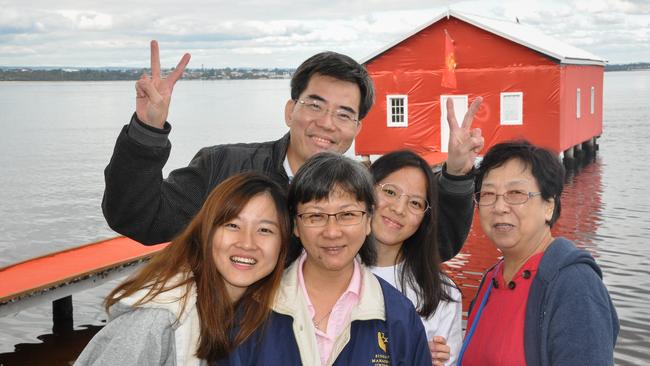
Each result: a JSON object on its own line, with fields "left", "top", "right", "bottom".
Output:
{"left": 442, "top": 29, "right": 457, "bottom": 89}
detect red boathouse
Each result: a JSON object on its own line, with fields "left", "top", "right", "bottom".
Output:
{"left": 355, "top": 10, "right": 606, "bottom": 164}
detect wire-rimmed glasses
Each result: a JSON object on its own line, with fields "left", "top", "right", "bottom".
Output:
{"left": 296, "top": 98, "right": 359, "bottom": 128}
{"left": 474, "top": 190, "right": 542, "bottom": 206}
{"left": 376, "top": 183, "right": 430, "bottom": 214}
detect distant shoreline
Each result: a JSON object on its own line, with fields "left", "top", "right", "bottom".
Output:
{"left": 1, "top": 63, "right": 648, "bottom": 81}
{"left": 0, "top": 68, "right": 294, "bottom": 81}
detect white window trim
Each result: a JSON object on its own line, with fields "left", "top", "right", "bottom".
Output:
{"left": 577, "top": 88, "right": 581, "bottom": 119}
{"left": 386, "top": 94, "right": 408, "bottom": 127}
{"left": 590, "top": 86, "right": 595, "bottom": 115}
{"left": 500, "top": 92, "right": 524, "bottom": 125}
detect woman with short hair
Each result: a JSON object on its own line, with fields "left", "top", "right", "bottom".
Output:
{"left": 459, "top": 140, "right": 619, "bottom": 366}
{"left": 222, "top": 152, "right": 431, "bottom": 365}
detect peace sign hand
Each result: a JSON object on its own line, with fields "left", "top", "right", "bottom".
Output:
{"left": 135, "top": 40, "right": 191, "bottom": 129}
{"left": 445, "top": 96, "right": 484, "bottom": 175}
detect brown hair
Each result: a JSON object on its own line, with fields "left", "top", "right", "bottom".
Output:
{"left": 104, "top": 172, "right": 290, "bottom": 360}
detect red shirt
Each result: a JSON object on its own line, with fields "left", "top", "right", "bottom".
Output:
{"left": 461, "top": 252, "right": 544, "bottom": 366}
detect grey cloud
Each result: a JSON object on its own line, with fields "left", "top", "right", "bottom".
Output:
{"left": 619, "top": 0, "right": 650, "bottom": 14}
{"left": 0, "top": 0, "right": 648, "bottom": 66}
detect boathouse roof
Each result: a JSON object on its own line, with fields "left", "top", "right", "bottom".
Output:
{"left": 361, "top": 9, "right": 607, "bottom": 66}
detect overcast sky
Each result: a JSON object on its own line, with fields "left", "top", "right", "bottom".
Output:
{"left": 1, "top": 0, "right": 648, "bottom": 68}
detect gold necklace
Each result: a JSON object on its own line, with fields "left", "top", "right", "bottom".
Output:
{"left": 313, "top": 309, "right": 333, "bottom": 331}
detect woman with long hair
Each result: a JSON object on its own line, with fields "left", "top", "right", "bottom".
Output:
{"left": 75, "top": 172, "right": 291, "bottom": 365}
{"left": 369, "top": 150, "right": 463, "bottom": 366}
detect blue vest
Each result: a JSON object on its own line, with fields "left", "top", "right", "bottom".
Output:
{"left": 218, "top": 277, "right": 431, "bottom": 366}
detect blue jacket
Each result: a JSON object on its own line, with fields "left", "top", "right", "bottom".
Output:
{"left": 468, "top": 237, "right": 619, "bottom": 366}
{"left": 219, "top": 261, "right": 431, "bottom": 365}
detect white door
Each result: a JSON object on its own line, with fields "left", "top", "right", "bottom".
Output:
{"left": 440, "top": 95, "right": 468, "bottom": 153}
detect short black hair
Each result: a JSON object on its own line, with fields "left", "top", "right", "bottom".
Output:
{"left": 475, "top": 140, "right": 565, "bottom": 227}
{"left": 287, "top": 152, "right": 377, "bottom": 266}
{"left": 291, "top": 51, "right": 375, "bottom": 120}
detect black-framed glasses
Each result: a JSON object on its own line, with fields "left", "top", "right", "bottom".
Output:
{"left": 474, "top": 190, "right": 542, "bottom": 206}
{"left": 296, "top": 210, "right": 367, "bottom": 227}
{"left": 377, "top": 183, "right": 430, "bottom": 214}
{"left": 296, "top": 99, "right": 359, "bottom": 127}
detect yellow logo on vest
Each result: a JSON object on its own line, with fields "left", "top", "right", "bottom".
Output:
{"left": 377, "top": 331, "right": 388, "bottom": 352}
{"left": 372, "top": 331, "right": 390, "bottom": 365}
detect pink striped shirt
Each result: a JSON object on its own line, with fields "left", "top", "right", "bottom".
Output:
{"left": 297, "top": 252, "right": 362, "bottom": 366}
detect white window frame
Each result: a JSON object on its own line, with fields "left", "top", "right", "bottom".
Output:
{"left": 576, "top": 88, "right": 581, "bottom": 119}
{"left": 386, "top": 94, "right": 408, "bottom": 127}
{"left": 500, "top": 92, "right": 524, "bottom": 125}
{"left": 590, "top": 86, "right": 595, "bottom": 115}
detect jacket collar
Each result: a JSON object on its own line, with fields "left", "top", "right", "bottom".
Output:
{"left": 274, "top": 257, "right": 385, "bottom": 320}
{"left": 272, "top": 257, "right": 386, "bottom": 366}
{"left": 115, "top": 273, "right": 196, "bottom": 325}
{"left": 273, "top": 133, "right": 291, "bottom": 181}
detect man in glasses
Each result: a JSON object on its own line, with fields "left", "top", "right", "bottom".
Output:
{"left": 103, "top": 40, "right": 483, "bottom": 255}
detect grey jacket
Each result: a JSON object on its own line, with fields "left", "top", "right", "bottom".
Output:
{"left": 524, "top": 237, "right": 619, "bottom": 366}
{"left": 75, "top": 283, "right": 204, "bottom": 366}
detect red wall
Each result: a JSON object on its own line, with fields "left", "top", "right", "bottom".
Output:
{"left": 356, "top": 16, "right": 602, "bottom": 157}
{"left": 558, "top": 65, "right": 604, "bottom": 151}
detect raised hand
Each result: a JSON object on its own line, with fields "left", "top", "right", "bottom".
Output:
{"left": 445, "top": 96, "right": 484, "bottom": 175}
{"left": 135, "top": 40, "right": 191, "bottom": 129}
{"left": 429, "top": 336, "right": 450, "bottom": 366}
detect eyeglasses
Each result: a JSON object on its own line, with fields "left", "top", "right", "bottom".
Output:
{"left": 474, "top": 190, "right": 542, "bottom": 206}
{"left": 296, "top": 210, "right": 367, "bottom": 227}
{"left": 296, "top": 99, "right": 359, "bottom": 127}
{"left": 377, "top": 183, "right": 430, "bottom": 214}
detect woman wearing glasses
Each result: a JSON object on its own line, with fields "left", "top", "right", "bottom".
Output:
{"left": 368, "top": 150, "right": 464, "bottom": 366}
{"left": 221, "top": 152, "right": 431, "bottom": 365}
{"left": 459, "top": 141, "right": 618, "bottom": 365}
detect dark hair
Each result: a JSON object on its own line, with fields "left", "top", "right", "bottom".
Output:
{"left": 287, "top": 152, "right": 377, "bottom": 266}
{"left": 370, "top": 150, "right": 453, "bottom": 318}
{"left": 291, "top": 51, "right": 375, "bottom": 120}
{"left": 105, "top": 172, "right": 290, "bottom": 361}
{"left": 475, "top": 140, "right": 565, "bottom": 227}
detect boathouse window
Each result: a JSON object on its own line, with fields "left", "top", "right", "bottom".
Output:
{"left": 387, "top": 95, "right": 408, "bottom": 127}
{"left": 591, "top": 87, "right": 595, "bottom": 114}
{"left": 577, "top": 88, "right": 581, "bottom": 118}
{"left": 500, "top": 92, "right": 523, "bottom": 125}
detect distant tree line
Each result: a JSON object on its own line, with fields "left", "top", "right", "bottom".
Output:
{"left": 0, "top": 68, "right": 294, "bottom": 81}
{"left": 604, "top": 62, "right": 650, "bottom": 72}
{"left": 0, "top": 69, "right": 144, "bottom": 81}
{"left": 1, "top": 63, "right": 647, "bottom": 81}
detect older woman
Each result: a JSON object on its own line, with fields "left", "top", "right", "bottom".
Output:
{"left": 459, "top": 140, "right": 619, "bottom": 366}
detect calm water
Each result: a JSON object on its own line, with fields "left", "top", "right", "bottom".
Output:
{"left": 1, "top": 72, "right": 649, "bottom": 364}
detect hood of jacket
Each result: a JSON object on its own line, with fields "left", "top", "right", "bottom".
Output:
{"left": 536, "top": 236, "right": 602, "bottom": 283}
{"left": 110, "top": 274, "right": 202, "bottom": 366}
